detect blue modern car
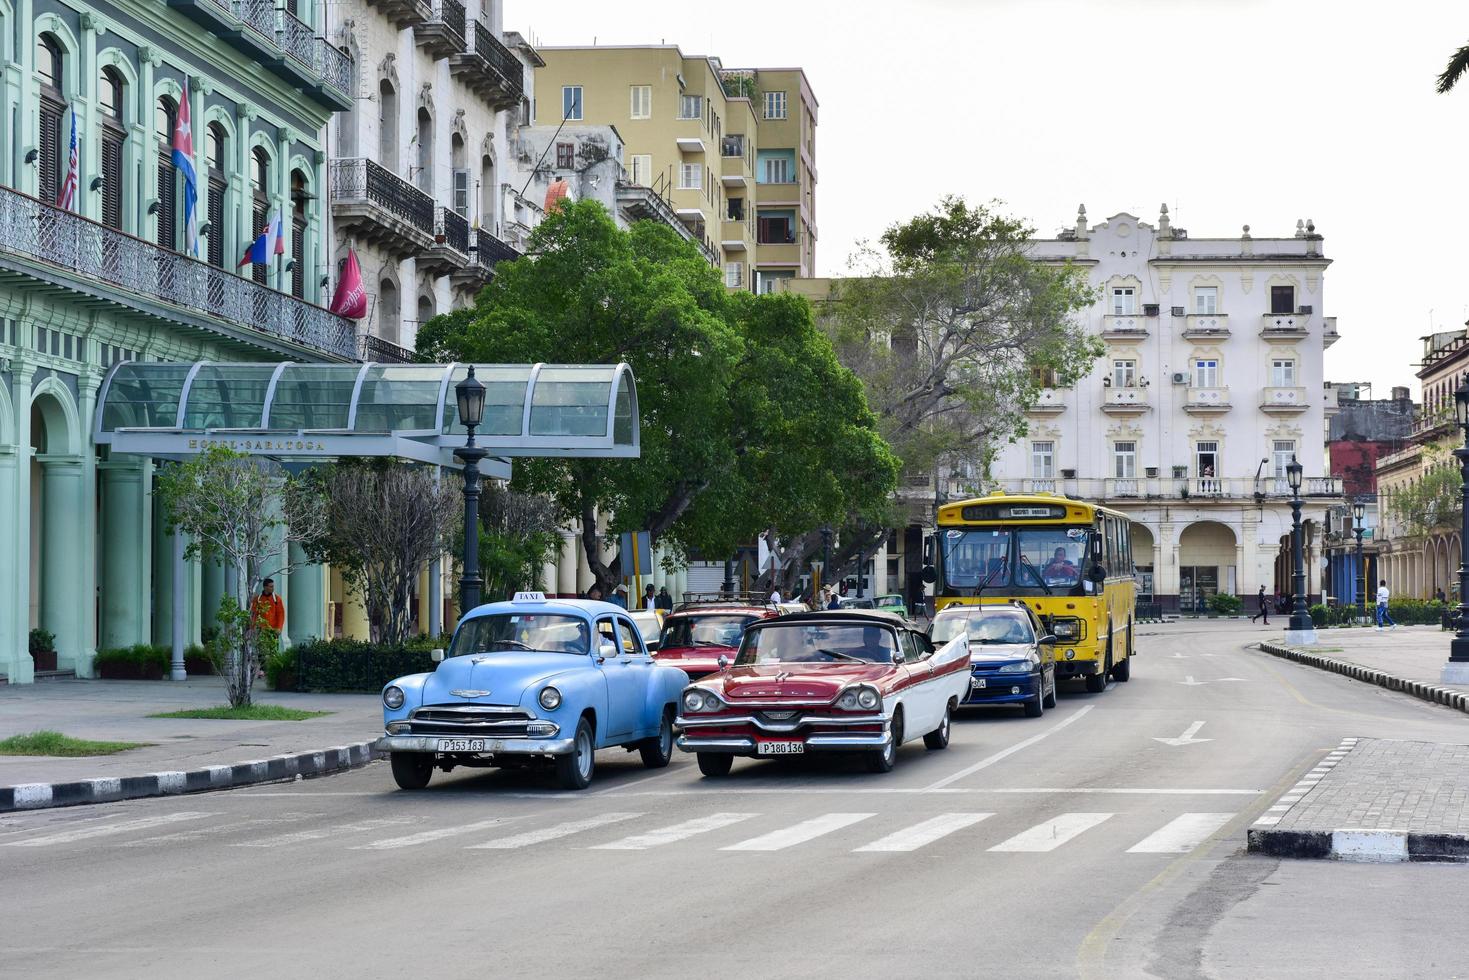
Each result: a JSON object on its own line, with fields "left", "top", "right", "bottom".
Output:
{"left": 373, "top": 592, "right": 689, "bottom": 790}
{"left": 929, "top": 602, "right": 1058, "bottom": 718}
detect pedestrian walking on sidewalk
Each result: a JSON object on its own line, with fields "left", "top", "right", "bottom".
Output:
{"left": 1376, "top": 580, "right": 1397, "bottom": 630}
{"left": 1250, "top": 584, "right": 1270, "bottom": 625}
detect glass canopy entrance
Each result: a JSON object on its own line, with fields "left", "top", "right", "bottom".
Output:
{"left": 94, "top": 361, "right": 639, "bottom": 471}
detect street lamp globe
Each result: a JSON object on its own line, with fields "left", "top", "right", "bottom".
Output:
{"left": 1286, "top": 455, "right": 1303, "bottom": 492}
{"left": 455, "top": 365, "right": 486, "bottom": 429}
{"left": 1352, "top": 500, "right": 1365, "bottom": 524}
{"left": 1455, "top": 377, "right": 1469, "bottom": 429}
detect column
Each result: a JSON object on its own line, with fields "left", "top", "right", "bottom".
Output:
{"left": 416, "top": 565, "right": 431, "bottom": 634}
{"left": 0, "top": 440, "right": 21, "bottom": 683}
{"left": 151, "top": 479, "right": 173, "bottom": 646}
{"left": 341, "top": 577, "right": 370, "bottom": 640}
{"left": 1156, "top": 522, "right": 1177, "bottom": 611}
{"left": 557, "top": 531, "right": 577, "bottom": 597}
{"left": 429, "top": 553, "right": 442, "bottom": 636}
{"left": 98, "top": 460, "right": 150, "bottom": 651}
{"left": 40, "top": 457, "right": 85, "bottom": 670}
{"left": 287, "top": 544, "right": 326, "bottom": 643}
{"left": 76, "top": 371, "right": 102, "bottom": 675}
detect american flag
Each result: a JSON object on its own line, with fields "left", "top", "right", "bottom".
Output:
{"left": 56, "top": 106, "right": 78, "bottom": 211}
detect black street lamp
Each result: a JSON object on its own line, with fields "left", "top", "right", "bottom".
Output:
{"left": 1446, "top": 380, "right": 1469, "bottom": 679}
{"left": 1285, "top": 455, "right": 1316, "bottom": 640}
{"left": 453, "top": 365, "right": 488, "bottom": 614}
{"left": 1352, "top": 499, "right": 1367, "bottom": 624}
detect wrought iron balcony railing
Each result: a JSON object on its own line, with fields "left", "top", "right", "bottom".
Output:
{"left": 361, "top": 332, "right": 415, "bottom": 363}
{"left": 329, "top": 157, "right": 436, "bottom": 246}
{"left": 0, "top": 183, "right": 355, "bottom": 360}
{"left": 235, "top": 0, "right": 275, "bottom": 40}
{"left": 439, "top": 207, "right": 469, "bottom": 254}
{"left": 416, "top": 0, "right": 466, "bottom": 57}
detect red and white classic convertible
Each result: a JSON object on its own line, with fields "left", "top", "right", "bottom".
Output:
{"left": 674, "top": 610, "right": 972, "bottom": 776}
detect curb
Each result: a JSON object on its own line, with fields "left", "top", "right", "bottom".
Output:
{"left": 1256, "top": 642, "right": 1469, "bottom": 716}
{"left": 0, "top": 741, "right": 383, "bottom": 813}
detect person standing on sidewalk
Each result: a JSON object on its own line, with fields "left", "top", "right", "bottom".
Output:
{"left": 1376, "top": 580, "right": 1397, "bottom": 630}
{"left": 252, "top": 578, "right": 286, "bottom": 636}
{"left": 1250, "top": 584, "right": 1270, "bottom": 625}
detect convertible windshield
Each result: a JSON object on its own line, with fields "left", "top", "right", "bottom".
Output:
{"left": 662, "top": 614, "right": 757, "bottom": 649}
{"left": 450, "top": 614, "right": 590, "bottom": 657}
{"left": 736, "top": 623, "right": 897, "bottom": 665}
{"left": 932, "top": 610, "right": 1035, "bottom": 645}
{"left": 941, "top": 529, "right": 1011, "bottom": 588}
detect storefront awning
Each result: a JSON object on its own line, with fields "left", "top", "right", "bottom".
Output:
{"left": 94, "top": 361, "right": 639, "bottom": 470}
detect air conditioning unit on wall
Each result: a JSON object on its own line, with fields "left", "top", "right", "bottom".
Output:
{"left": 1143, "top": 303, "right": 1160, "bottom": 316}
{"left": 1171, "top": 372, "right": 1190, "bottom": 384}
{"left": 1060, "top": 469, "right": 1077, "bottom": 479}
{"left": 1145, "top": 467, "right": 1159, "bottom": 478}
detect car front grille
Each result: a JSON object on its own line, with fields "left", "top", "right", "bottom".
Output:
{"left": 408, "top": 704, "right": 532, "bottom": 737}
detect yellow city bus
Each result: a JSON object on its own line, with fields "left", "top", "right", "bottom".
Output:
{"left": 927, "top": 492, "right": 1136, "bottom": 692}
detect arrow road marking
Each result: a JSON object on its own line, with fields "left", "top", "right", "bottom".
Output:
{"left": 1153, "top": 721, "right": 1212, "bottom": 747}
{"left": 1179, "top": 676, "right": 1206, "bottom": 686}
{"left": 1171, "top": 653, "right": 1187, "bottom": 659}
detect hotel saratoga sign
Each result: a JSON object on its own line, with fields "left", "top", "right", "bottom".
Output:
{"left": 187, "top": 437, "right": 331, "bottom": 453}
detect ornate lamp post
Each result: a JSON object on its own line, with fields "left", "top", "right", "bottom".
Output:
{"left": 1352, "top": 500, "right": 1367, "bottom": 624}
{"left": 1444, "top": 381, "right": 1469, "bottom": 682}
{"left": 1285, "top": 455, "right": 1317, "bottom": 644}
{"left": 453, "top": 365, "right": 488, "bottom": 614}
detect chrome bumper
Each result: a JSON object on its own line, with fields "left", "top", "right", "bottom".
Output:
{"left": 676, "top": 731, "right": 891, "bottom": 754}
{"left": 373, "top": 735, "right": 576, "bottom": 757}
{"left": 676, "top": 712, "right": 886, "bottom": 733}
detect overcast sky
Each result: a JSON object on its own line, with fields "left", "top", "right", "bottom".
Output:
{"left": 507, "top": 0, "right": 1467, "bottom": 397}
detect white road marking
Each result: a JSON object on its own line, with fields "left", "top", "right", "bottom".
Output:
{"left": 853, "top": 812, "right": 993, "bottom": 852}
{"left": 988, "top": 812, "right": 1114, "bottom": 852}
{"left": 1179, "top": 676, "right": 1206, "bottom": 686}
{"left": 722, "top": 813, "right": 875, "bottom": 852}
{"left": 923, "top": 705, "right": 1095, "bottom": 791}
{"left": 3, "top": 811, "right": 215, "bottom": 847}
{"left": 232, "top": 817, "right": 415, "bottom": 847}
{"left": 590, "top": 812, "right": 756, "bottom": 850}
{"left": 1153, "top": 721, "right": 1212, "bottom": 747}
{"left": 121, "top": 814, "right": 316, "bottom": 846}
{"left": 468, "top": 812, "right": 645, "bottom": 849}
{"left": 505, "top": 785, "right": 1263, "bottom": 799}
{"left": 353, "top": 817, "right": 524, "bottom": 850}
{"left": 1126, "top": 812, "right": 1235, "bottom": 853}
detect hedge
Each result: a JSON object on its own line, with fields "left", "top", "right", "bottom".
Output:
{"left": 94, "top": 644, "right": 212, "bottom": 679}
{"left": 286, "top": 636, "right": 450, "bottom": 693}
{"left": 1309, "top": 599, "right": 1453, "bottom": 628}
{"left": 1208, "top": 593, "right": 1242, "bottom": 616}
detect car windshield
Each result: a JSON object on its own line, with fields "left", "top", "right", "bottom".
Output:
{"left": 661, "top": 614, "right": 757, "bottom": 649}
{"left": 875, "top": 596, "right": 902, "bottom": 608}
{"left": 449, "top": 613, "right": 590, "bottom": 657}
{"left": 932, "top": 610, "right": 1034, "bottom": 645}
{"left": 941, "top": 529, "right": 1011, "bottom": 588}
{"left": 737, "top": 622, "right": 897, "bottom": 665}
{"left": 1015, "top": 528, "right": 1088, "bottom": 588}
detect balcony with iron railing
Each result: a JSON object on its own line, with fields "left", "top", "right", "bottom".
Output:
{"left": 330, "top": 158, "right": 436, "bottom": 259}
{"left": 362, "top": 0, "right": 431, "bottom": 29}
{"left": 360, "top": 332, "right": 415, "bottom": 363}
{"left": 415, "top": 0, "right": 466, "bottom": 59}
{"left": 0, "top": 182, "right": 355, "bottom": 360}
{"left": 451, "top": 21, "right": 524, "bottom": 109}
{"left": 421, "top": 207, "right": 470, "bottom": 275}
{"left": 276, "top": 9, "right": 353, "bottom": 106}
{"left": 994, "top": 476, "right": 1341, "bottom": 501}
{"left": 452, "top": 227, "right": 521, "bottom": 288}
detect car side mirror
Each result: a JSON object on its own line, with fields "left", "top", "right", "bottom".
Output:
{"left": 892, "top": 650, "right": 905, "bottom": 664}
{"left": 598, "top": 639, "right": 618, "bottom": 662}
{"left": 430, "top": 648, "right": 445, "bottom": 663}
{"left": 717, "top": 654, "right": 729, "bottom": 671}
{"left": 921, "top": 565, "right": 937, "bottom": 584}
{"left": 1088, "top": 564, "right": 1107, "bottom": 584}
{"left": 1037, "top": 634, "right": 1058, "bottom": 645}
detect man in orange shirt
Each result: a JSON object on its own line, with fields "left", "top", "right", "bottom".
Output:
{"left": 252, "top": 578, "right": 286, "bottom": 635}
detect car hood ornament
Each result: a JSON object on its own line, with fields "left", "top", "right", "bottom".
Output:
{"left": 450, "top": 689, "right": 491, "bottom": 698}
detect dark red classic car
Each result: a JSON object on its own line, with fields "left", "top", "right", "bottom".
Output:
{"left": 652, "top": 601, "right": 781, "bottom": 680}
{"left": 674, "top": 611, "right": 972, "bottom": 775}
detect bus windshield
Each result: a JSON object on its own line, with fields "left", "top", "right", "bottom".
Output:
{"left": 1015, "top": 527, "right": 1089, "bottom": 588}
{"left": 941, "top": 529, "right": 1011, "bottom": 588}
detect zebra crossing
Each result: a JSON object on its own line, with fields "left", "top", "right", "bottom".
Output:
{"left": 0, "top": 807, "right": 1239, "bottom": 857}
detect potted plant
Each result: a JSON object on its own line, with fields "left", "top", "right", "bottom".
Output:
{"left": 29, "top": 628, "right": 57, "bottom": 672}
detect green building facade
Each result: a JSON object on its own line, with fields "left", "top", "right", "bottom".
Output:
{"left": 0, "top": 0, "right": 356, "bottom": 682}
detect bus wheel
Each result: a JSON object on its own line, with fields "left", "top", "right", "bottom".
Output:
{"left": 1086, "top": 636, "right": 1111, "bottom": 693}
{"left": 1112, "top": 620, "right": 1132, "bottom": 682}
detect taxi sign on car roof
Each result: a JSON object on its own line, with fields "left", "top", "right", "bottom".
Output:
{"left": 512, "top": 591, "right": 547, "bottom": 602}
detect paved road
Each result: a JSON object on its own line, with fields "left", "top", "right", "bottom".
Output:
{"left": 5, "top": 622, "right": 1467, "bottom": 979}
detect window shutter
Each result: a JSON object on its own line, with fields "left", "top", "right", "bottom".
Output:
{"left": 38, "top": 102, "right": 62, "bottom": 204}
{"left": 252, "top": 203, "right": 267, "bottom": 284}
{"left": 157, "top": 154, "right": 177, "bottom": 250}
{"left": 453, "top": 169, "right": 469, "bottom": 217}
{"left": 291, "top": 219, "right": 306, "bottom": 298}
{"left": 207, "top": 179, "right": 225, "bottom": 268}
{"left": 101, "top": 132, "right": 123, "bottom": 229}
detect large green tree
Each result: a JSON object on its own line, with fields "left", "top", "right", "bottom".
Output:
{"left": 416, "top": 199, "right": 897, "bottom": 590}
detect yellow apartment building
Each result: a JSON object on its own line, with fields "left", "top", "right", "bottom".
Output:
{"left": 533, "top": 45, "right": 817, "bottom": 292}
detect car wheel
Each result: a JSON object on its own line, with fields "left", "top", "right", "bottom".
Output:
{"left": 389, "top": 751, "right": 433, "bottom": 790}
{"left": 866, "top": 709, "right": 902, "bottom": 773}
{"left": 1024, "top": 677, "right": 1045, "bottom": 717}
{"left": 697, "top": 752, "right": 733, "bottom": 777}
{"left": 639, "top": 707, "right": 675, "bottom": 769}
{"left": 923, "top": 700, "right": 953, "bottom": 750}
{"left": 1042, "top": 670, "right": 1058, "bottom": 709}
{"left": 554, "top": 716, "right": 596, "bottom": 790}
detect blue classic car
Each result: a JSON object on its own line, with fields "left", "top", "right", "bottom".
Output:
{"left": 372, "top": 592, "right": 689, "bottom": 790}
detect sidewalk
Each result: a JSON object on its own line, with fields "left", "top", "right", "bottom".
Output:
{"left": 1248, "top": 737, "right": 1469, "bottom": 862}
{"left": 1265, "top": 624, "right": 1469, "bottom": 692}
{"left": 0, "top": 678, "right": 383, "bottom": 810}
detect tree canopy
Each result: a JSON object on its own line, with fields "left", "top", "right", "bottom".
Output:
{"left": 416, "top": 199, "right": 898, "bottom": 589}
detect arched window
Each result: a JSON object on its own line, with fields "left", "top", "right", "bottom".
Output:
{"left": 379, "top": 279, "right": 400, "bottom": 345}
{"left": 98, "top": 67, "right": 125, "bottom": 229}
{"left": 417, "top": 293, "right": 435, "bottom": 334}
{"left": 378, "top": 80, "right": 398, "bottom": 170}
{"left": 451, "top": 133, "right": 467, "bottom": 218}
{"left": 35, "top": 35, "right": 65, "bottom": 203}
{"left": 480, "top": 154, "right": 496, "bottom": 230}
{"left": 415, "top": 108, "right": 433, "bottom": 193}
{"left": 290, "top": 168, "right": 308, "bottom": 298}
{"left": 155, "top": 96, "right": 178, "bottom": 249}
{"left": 249, "top": 147, "right": 270, "bottom": 284}
{"left": 205, "top": 122, "right": 227, "bottom": 267}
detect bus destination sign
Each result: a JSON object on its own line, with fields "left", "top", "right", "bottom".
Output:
{"left": 960, "top": 504, "right": 1067, "bottom": 521}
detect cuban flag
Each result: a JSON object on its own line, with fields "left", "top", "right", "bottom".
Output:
{"left": 238, "top": 208, "right": 285, "bottom": 267}
{"left": 172, "top": 80, "right": 199, "bottom": 256}
{"left": 56, "top": 106, "right": 78, "bottom": 211}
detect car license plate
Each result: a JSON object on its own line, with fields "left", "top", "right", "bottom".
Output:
{"left": 757, "top": 741, "right": 804, "bottom": 755}
{"left": 436, "top": 738, "right": 486, "bottom": 753}
{"left": 971, "top": 677, "right": 987, "bottom": 689}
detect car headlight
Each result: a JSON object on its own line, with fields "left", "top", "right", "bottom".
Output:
{"left": 382, "top": 685, "right": 405, "bottom": 710}
{"left": 682, "top": 689, "right": 721, "bottom": 713}
{"left": 835, "top": 690, "right": 859, "bottom": 710}
{"left": 538, "top": 686, "right": 562, "bottom": 710}
{"left": 856, "top": 687, "right": 880, "bottom": 710}
{"left": 996, "top": 661, "right": 1032, "bottom": 673}
{"left": 1065, "top": 648, "right": 1076, "bottom": 660}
